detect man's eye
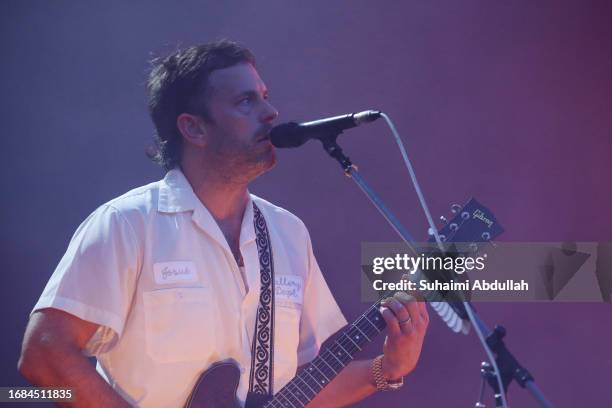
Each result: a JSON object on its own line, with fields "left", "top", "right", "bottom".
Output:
{"left": 238, "top": 97, "right": 253, "bottom": 106}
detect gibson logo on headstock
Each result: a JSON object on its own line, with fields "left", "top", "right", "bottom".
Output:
{"left": 473, "top": 209, "right": 493, "bottom": 228}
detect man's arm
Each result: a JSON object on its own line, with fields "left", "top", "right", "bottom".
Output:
{"left": 18, "top": 308, "right": 131, "bottom": 408}
{"left": 305, "top": 292, "right": 429, "bottom": 407}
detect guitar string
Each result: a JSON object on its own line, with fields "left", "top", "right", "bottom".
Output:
{"left": 267, "top": 304, "right": 384, "bottom": 407}
{"left": 269, "top": 212, "right": 481, "bottom": 407}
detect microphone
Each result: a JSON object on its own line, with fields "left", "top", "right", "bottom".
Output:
{"left": 270, "top": 110, "right": 381, "bottom": 148}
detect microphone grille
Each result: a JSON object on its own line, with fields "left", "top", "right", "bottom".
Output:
{"left": 270, "top": 122, "right": 307, "bottom": 148}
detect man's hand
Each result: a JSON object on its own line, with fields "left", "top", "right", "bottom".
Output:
{"left": 295, "top": 288, "right": 430, "bottom": 407}
{"left": 379, "top": 290, "right": 429, "bottom": 380}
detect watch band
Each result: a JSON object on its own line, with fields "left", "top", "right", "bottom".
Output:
{"left": 372, "top": 355, "right": 404, "bottom": 391}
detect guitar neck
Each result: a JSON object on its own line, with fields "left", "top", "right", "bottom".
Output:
{"left": 266, "top": 302, "right": 386, "bottom": 408}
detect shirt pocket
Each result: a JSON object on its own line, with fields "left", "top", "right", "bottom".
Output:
{"left": 142, "top": 287, "right": 215, "bottom": 364}
{"left": 273, "top": 305, "right": 302, "bottom": 392}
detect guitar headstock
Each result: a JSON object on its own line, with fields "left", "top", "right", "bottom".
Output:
{"left": 429, "top": 198, "right": 504, "bottom": 249}
{"left": 423, "top": 198, "right": 504, "bottom": 334}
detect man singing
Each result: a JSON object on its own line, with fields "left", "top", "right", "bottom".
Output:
{"left": 18, "top": 40, "right": 429, "bottom": 407}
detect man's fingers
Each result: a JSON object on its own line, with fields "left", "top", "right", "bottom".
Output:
{"left": 398, "top": 276, "right": 430, "bottom": 326}
{"left": 381, "top": 296, "right": 411, "bottom": 324}
{"left": 420, "top": 303, "right": 430, "bottom": 325}
{"left": 379, "top": 306, "right": 401, "bottom": 337}
{"left": 418, "top": 299, "right": 427, "bottom": 314}
{"left": 392, "top": 292, "right": 422, "bottom": 325}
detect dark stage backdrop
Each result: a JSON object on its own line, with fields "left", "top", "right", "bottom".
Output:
{"left": 1, "top": 1, "right": 611, "bottom": 407}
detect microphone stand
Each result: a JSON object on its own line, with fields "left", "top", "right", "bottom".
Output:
{"left": 316, "top": 133, "right": 553, "bottom": 408}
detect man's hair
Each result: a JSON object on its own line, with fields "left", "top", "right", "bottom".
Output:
{"left": 146, "top": 39, "right": 256, "bottom": 170}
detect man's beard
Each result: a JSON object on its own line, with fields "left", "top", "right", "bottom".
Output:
{"left": 207, "top": 130, "right": 276, "bottom": 183}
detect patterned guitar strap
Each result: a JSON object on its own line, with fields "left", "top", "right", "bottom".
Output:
{"left": 245, "top": 202, "right": 275, "bottom": 408}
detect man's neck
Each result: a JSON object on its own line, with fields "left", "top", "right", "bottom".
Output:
{"left": 180, "top": 163, "right": 249, "bottom": 224}
{"left": 181, "top": 162, "right": 249, "bottom": 268}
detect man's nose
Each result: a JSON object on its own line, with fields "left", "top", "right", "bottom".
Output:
{"left": 261, "top": 100, "right": 279, "bottom": 123}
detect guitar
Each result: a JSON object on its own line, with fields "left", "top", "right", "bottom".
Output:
{"left": 185, "top": 198, "right": 503, "bottom": 408}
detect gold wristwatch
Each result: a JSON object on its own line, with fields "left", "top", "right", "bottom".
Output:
{"left": 372, "top": 355, "right": 404, "bottom": 391}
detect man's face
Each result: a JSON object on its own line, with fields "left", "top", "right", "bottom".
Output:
{"left": 200, "top": 63, "right": 279, "bottom": 182}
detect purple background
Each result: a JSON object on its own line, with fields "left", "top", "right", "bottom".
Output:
{"left": 2, "top": 1, "right": 611, "bottom": 406}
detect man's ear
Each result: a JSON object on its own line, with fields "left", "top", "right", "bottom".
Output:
{"left": 177, "top": 113, "right": 207, "bottom": 147}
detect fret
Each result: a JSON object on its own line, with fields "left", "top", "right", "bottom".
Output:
{"left": 354, "top": 323, "right": 372, "bottom": 342}
{"left": 313, "top": 365, "right": 331, "bottom": 384}
{"left": 330, "top": 340, "right": 353, "bottom": 363}
{"left": 303, "top": 364, "right": 330, "bottom": 388}
{"left": 320, "top": 354, "right": 343, "bottom": 375}
{"left": 287, "top": 382, "right": 310, "bottom": 408}
{"left": 341, "top": 329, "right": 363, "bottom": 351}
{"left": 317, "top": 355, "right": 339, "bottom": 376}
{"left": 352, "top": 323, "right": 371, "bottom": 342}
{"left": 283, "top": 383, "right": 310, "bottom": 407}
{"left": 364, "top": 316, "right": 380, "bottom": 333}
{"left": 319, "top": 353, "right": 339, "bottom": 370}
{"left": 344, "top": 326, "right": 367, "bottom": 348}
{"left": 312, "top": 358, "right": 336, "bottom": 383}
{"left": 295, "top": 372, "right": 319, "bottom": 396}
{"left": 359, "top": 319, "right": 380, "bottom": 339}
{"left": 365, "top": 307, "right": 387, "bottom": 332}
{"left": 276, "top": 391, "right": 297, "bottom": 408}
{"left": 325, "top": 348, "right": 347, "bottom": 369}
{"left": 267, "top": 398, "right": 278, "bottom": 408}
{"left": 285, "top": 388, "right": 306, "bottom": 408}
{"left": 298, "top": 370, "right": 322, "bottom": 398}
{"left": 302, "top": 364, "right": 327, "bottom": 392}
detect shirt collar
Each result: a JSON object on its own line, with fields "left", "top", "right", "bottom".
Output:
{"left": 158, "top": 168, "right": 256, "bottom": 248}
{"left": 158, "top": 168, "right": 200, "bottom": 213}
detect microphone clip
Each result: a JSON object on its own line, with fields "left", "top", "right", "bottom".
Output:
{"left": 319, "top": 134, "right": 354, "bottom": 173}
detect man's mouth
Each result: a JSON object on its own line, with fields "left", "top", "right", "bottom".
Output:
{"left": 256, "top": 129, "right": 272, "bottom": 142}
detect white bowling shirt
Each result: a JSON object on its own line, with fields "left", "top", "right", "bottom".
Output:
{"left": 33, "top": 169, "right": 347, "bottom": 407}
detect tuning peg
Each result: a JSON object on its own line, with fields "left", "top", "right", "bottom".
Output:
{"left": 481, "top": 232, "right": 491, "bottom": 241}
{"left": 428, "top": 228, "right": 447, "bottom": 241}
{"left": 440, "top": 215, "right": 448, "bottom": 224}
{"left": 451, "top": 204, "right": 462, "bottom": 214}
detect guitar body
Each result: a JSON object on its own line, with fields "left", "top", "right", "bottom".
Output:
{"left": 185, "top": 362, "right": 242, "bottom": 408}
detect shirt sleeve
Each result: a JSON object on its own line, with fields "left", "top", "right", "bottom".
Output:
{"left": 297, "top": 233, "right": 347, "bottom": 366}
{"left": 32, "top": 204, "right": 141, "bottom": 352}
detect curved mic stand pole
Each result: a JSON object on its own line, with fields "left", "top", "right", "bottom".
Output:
{"left": 317, "top": 134, "right": 553, "bottom": 408}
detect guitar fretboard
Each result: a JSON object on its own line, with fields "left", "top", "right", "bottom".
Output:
{"left": 264, "top": 303, "right": 386, "bottom": 408}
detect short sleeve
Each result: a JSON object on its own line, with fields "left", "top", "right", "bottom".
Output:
{"left": 33, "top": 204, "right": 141, "bottom": 351}
{"left": 297, "top": 235, "right": 347, "bottom": 366}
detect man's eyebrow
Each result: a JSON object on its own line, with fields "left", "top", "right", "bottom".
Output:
{"left": 234, "top": 89, "right": 269, "bottom": 99}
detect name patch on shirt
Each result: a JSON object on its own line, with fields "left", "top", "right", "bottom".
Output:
{"left": 154, "top": 261, "right": 198, "bottom": 284}
{"left": 275, "top": 275, "right": 304, "bottom": 305}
